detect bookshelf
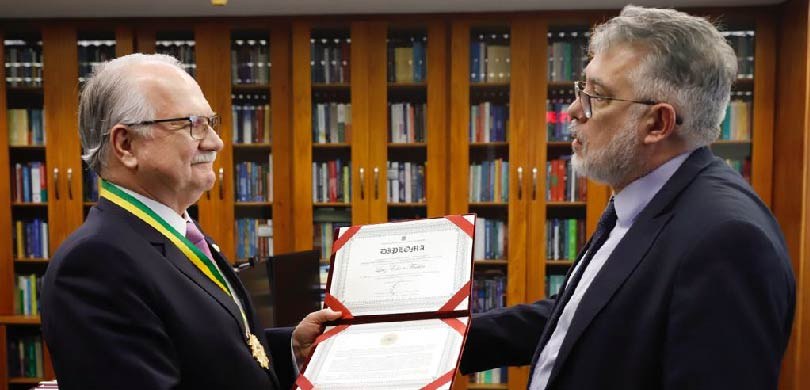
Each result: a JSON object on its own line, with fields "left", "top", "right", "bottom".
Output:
{"left": 230, "top": 30, "right": 273, "bottom": 263}
{"left": 0, "top": 9, "right": 788, "bottom": 389}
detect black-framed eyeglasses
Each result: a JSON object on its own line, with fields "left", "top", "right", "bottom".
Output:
{"left": 123, "top": 114, "right": 221, "bottom": 140}
{"left": 574, "top": 81, "right": 683, "bottom": 125}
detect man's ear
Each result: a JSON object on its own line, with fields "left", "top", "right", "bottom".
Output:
{"left": 110, "top": 125, "right": 138, "bottom": 168}
{"left": 643, "top": 103, "right": 678, "bottom": 145}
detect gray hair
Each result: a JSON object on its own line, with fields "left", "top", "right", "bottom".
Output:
{"left": 589, "top": 5, "right": 738, "bottom": 148}
{"left": 79, "top": 53, "right": 185, "bottom": 174}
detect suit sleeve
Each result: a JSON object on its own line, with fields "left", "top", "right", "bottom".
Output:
{"left": 663, "top": 220, "right": 795, "bottom": 389}
{"left": 460, "top": 299, "right": 555, "bottom": 374}
{"left": 264, "top": 327, "right": 295, "bottom": 389}
{"left": 41, "top": 241, "right": 181, "bottom": 390}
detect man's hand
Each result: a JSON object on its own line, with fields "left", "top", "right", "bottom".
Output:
{"left": 292, "top": 308, "right": 342, "bottom": 369}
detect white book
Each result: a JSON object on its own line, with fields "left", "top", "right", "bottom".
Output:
{"left": 31, "top": 162, "right": 41, "bottom": 203}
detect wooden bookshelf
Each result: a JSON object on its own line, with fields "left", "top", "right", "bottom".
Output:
{"left": 0, "top": 7, "right": 798, "bottom": 389}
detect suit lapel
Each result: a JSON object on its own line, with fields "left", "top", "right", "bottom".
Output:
{"left": 544, "top": 147, "right": 716, "bottom": 386}
{"left": 96, "top": 198, "right": 247, "bottom": 336}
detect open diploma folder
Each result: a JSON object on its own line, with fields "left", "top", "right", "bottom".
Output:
{"left": 296, "top": 215, "right": 476, "bottom": 390}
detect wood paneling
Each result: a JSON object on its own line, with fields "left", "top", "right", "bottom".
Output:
{"left": 351, "top": 22, "right": 371, "bottom": 224}
{"left": 0, "top": 31, "right": 11, "bottom": 318}
{"left": 271, "top": 23, "right": 294, "bottom": 254}
{"left": 367, "top": 22, "right": 388, "bottom": 223}
{"left": 195, "top": 23, "right": 236, "bottom": 260}
{"left": 426, "top": 19, "right": 449, "bottom": 218}
{"left": 42, "top": 25, "right": 83, "bottom": 252}
{"left": 525, "top": 18, "right": 549, "bottom": 304}
{"left": 751, "top": 14, "right": 777, "bottom": 207}
{"left": 448, "top": 20, "right": 470, "bottom": 215}
{"left": 115, "top": 26, "right": 134, "bottom": 57}
{"left": 774, "top": 0, "right": 810, "bottom": 389}
{"left": 291, "top": 21, "right": 313, "bottom": 251}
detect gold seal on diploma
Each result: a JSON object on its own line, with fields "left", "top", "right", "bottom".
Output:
{"left": 248, "top": 332, "right": 270, "bottom": 369}
{"left": 380, "top": 333, "right": 399, "bottom": 346}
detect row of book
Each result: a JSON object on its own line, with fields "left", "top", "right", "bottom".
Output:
{"left": 313, "top": 208, "right": 351, "bottom": 260}
{"left": 470, "top": 102, "right": 509, "bottom": 142}
{"left": 231, "top": 39, "right": 270, "bottom": 85}
{"left": 720, "top": 97, "right": 753, "bottom": 141}
{"left": 547, "top": 156, "right": 587, "bottom": 202}
{"left": 389, "top": 102, "right": 426, "bottom": 143}
{"left": 469, "top": 272, "right": 507, "bottom": 384}
{"left": 722, "top": 31, "right": 755, "bottom": 79}
{"left": 387, "top": 38, "right": 426, "bottom": 83}
{"left": 310, "top": 37, "right": 351, "bottom": 84}
{"left": 156, "top": 40, "right": 196, "bottom": 77}
{"left": 469, "top": 368, "right": 508, "bottom": 384}
{"left": 4, "top": 41, "right": 43, "bottom": 87}
{"left": 547, "top": 95, "right": 573, "bottom": 142}
{"left": 473, "top": 218, "right": 507, "bottom": 261}
{"left": 77, "top": 40, "right": 115, "bottom": 82}
{"left": 470, "top": 36, "right": 511, "bottom": 83}
{"left": 14, "top": 219, "right": 49, "bottom": 259}
{"left": 472, "top": 272, "right": 506, "bottom": 313}
{"left": 14, "top": 273, "right": 42, "bottom": 315}
{"left": 7, "top": 334, "right": 44, "bottom": 378}
{"left": 548, "top": 36, "right": 588, "bottom": 82}
{"left": 235, "top": 159, "right": 273, "bottom": 202}
{"left": 12, "top": 161, "right": 48, "bottom": 203}
{"left": 313, "top": 102, "right": 352, "bottom": 144}
{"left": 7, "top": 108, "right": 45, "bottom": 146}
{"left": 545, "top": 274, "right": 566, "bottom": 298}
{"left": 312, "top": 160, "right": 351, "bottom": 203}
{"left": 546, "top": 218, "right": 586, "bottom": 261}
{"left": 386, "top": 161, "right": 426, "bottom": 204}
{"left": 232, "top": 94, "right": 271, "bottom": 144}
{"left": 235, "top": 219, "right": 273, "bottom": 260}
{"left": 469, "top": 159, "right": 509, "bottom": 203}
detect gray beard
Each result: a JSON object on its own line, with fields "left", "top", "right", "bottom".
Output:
{"left": 571, "top": 121, "right": 641, "bottom": 188}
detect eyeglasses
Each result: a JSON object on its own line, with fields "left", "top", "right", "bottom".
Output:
{"left": 123, "top": 114, "right": 221, "bottom": 140}
{"left": 574, "top": 81, "right": 683, "bottom": 125}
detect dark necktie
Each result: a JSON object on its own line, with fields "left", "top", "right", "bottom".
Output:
{"left": 535, "top": 198, "right": 617, "bottom": 356}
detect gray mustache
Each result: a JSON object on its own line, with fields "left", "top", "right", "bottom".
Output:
{"left": 192, "top": 152, "right": 216, "bottom": 164}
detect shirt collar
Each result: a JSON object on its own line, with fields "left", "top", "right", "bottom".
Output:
{"left": 112, "top": 184, "right": 190, "bottom": 236}
{"left": 613, "top": 150, "right": 692, "bottom": 228}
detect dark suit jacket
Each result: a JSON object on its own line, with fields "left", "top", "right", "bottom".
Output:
{"left": 461, "top": 147, "right": 795, "bottom": 389}
{"left": 41, "top": 197, "right": 296, "bottom": 390}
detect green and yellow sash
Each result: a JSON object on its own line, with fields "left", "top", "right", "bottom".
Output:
{"left": 99, "top": 179, "right": 270, "bottom": 369}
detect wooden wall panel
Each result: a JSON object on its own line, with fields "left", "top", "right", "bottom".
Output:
{"left": 115, "top": 26, "right": 134, "bottom": 57}
{"left": 350, "top": 22, "right": 371, "bottom": 224}
{"left": 426, "top": 20, "right": 448, "bottom": 218}
{"left": 291, "top": 22, "right": 313, "bottom": 251}
{"left": 448, "top": 20, "right": 470, "bottom": 215}
{"left": 42, "top": 25, "right": 82, "bottom": 252}
{"left": 751, "top": 14, "right": 777, "bottom": 207}
{"left": 195, "top": 23, "right": 236, "bottom": 260}
{"left": 271, "top": 24, "right": 294, "bottom": 254}
{"left": 774, "top": 0, "right": 810, "bottom": 389}
{"left": 367, "top": 22, "right": 388, "bottom": 223}
{"left": 0, "top": 31, "right": 12, "bottom": 317}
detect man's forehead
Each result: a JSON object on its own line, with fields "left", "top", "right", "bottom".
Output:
{"left": 583, "top": 45, "right": 645, "bottom": 90}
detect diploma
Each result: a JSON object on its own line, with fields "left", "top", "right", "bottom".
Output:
{"left": 296, "top": 215, "right": 475, "bottom": 390}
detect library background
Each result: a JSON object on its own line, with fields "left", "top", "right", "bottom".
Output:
{"left": 1, "top": 0, "right": 810, "bottom": 389}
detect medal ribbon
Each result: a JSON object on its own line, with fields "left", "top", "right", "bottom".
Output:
{"left": 100, "top": 180, "right": 270, "bottom": 368}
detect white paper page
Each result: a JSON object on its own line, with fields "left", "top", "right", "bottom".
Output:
{"left": 299, "top": 318, "right": 466, "bottom": 390}
{"left": 329, "top": 216, "right": 474, "bottom": 316}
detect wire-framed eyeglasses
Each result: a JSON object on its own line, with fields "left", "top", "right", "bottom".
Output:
{"left": 574, "top": 81, "right": 683, "bottom": 125}
{"left": 123, "top": 114, "right": 221, "bottom": 140}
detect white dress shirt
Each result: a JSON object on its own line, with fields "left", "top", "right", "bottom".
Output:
{"left": 529, "top": 151, "right": 691, "bottom": 390}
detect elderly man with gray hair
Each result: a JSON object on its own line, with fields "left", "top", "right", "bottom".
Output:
{"left": 460, "top": 6, "right": 795, "bottom": 390}
{"left": 40, "top": 53, "right": 340, "bottom": 390}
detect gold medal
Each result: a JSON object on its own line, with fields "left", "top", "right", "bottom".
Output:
{"left": 248, "top": 332, "right": 270, "bottom": 369}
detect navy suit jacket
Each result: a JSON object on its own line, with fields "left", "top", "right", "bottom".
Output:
{"left": 42, "top": 197, "right": 296, "bottom": 390}
{"left": 461, "top": 147, "right": 795, "bottom": 389}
